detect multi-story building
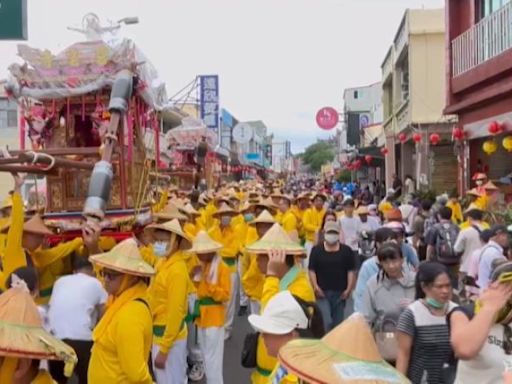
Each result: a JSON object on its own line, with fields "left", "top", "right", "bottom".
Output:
{"left": 445, "top": 0, "right": 512, "bottom": 192}
{"left": 271, "top": 140, "right": 292, "bottom": 173}
{"left": 0, "top": 84, "right": 19, "bottom": 197}
{"left": 381, "top": 8, "right": 457, "bottom": 193}
{"left": 342, "top": 82, "right": 384, "bottom": 183}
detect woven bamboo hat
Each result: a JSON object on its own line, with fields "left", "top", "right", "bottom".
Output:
{"left": 188, "top": 231, "right": 223, "bottom": 254}
{"left": 255, "top": 198, "right": 279, "bottom": 213}
{"left": 154, "top": 203, "right": 188, "bottom": 222}
{"left": 1, "top": 214, "right": 53, "bottom": 235}
{"left": 145, "top": 219, "right": 191, "bottom": 244}
{"left": 0, "top": 278, "right": 77, "bottom": 373}
{"left": 311, "top": 192, "right": 328, "bottom": 201}
{"left": 90, "top": 238, "right": 155, "bottom": 277}
{"left": 279, "top": 313, "right": 409, "bottom": 384}
{"left": 239, "top": 201, "right": 254, "bottom": 214}
{"left": 180, "top": 203, "right": 200, "bottom": 217}
{"left": 246, "top": 223, "right": 305, "bottom": 256}
{"left": 250, "top": 210, "right": 276, "bottom": 225}
{"left": 212, "top": 203, "right": 238, "bottom": 218}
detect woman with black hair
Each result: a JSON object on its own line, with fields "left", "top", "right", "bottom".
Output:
{"left": 396, "top": 261, "right": 457, "bottom": 383}
{"left": 248, "top": 290, "right": 324, "bottom": 383}
{"left": 361, "top": 242, "right": 415, "bottom": 328}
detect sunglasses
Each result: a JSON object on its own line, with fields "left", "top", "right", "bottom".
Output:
{"left": 101, "top": 270, "right": 123, "bottom": 281}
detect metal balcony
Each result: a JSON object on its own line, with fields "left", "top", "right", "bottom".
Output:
{"left": 452, "top": 2, "right": 512, "bottom": 77}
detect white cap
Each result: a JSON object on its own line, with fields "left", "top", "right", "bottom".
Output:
{"left": 248, "top": 291, "right": 308, "bottom": 335}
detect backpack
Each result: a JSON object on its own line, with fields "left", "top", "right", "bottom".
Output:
{"left": 423, "top": 214, "right": 437, "bottom": 240}
{"left": 373, "top": 312, "right": 400, "bottom": 362}
{"left": 434, "top": 223, "right": 460, "bottom": 265}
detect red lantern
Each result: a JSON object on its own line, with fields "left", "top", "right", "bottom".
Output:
{"left": 381, "top": 147, "right": 389, "bottom": 155}
{"left": 364, "top": 155, "right": 373, "bottom": 165}
{"left": 429, "top": 133, "right": 441, "bottom": 145}
{"left": 398, "top": 133, "right": 407, "bottom": 143}
{"left": 412, "top": 133, "right": 422, "bottom": 143}
{"left": 453, "top": 127, "right": 464, "bottom": 141}
{"left": 488, "top": 121, "right": 501, "bottom": 135}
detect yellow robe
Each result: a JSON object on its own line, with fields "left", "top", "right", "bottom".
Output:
{"left": 89, "top": 282, "right": 152, "bottom": 384}
{"left": 208, "top": 225, "right": 240, "bottom": 273}
{"left": 302, "top": 208, "right": 326, "bottom": 242}
{"left": 251, "top": 268, "right": 315, "bottom": 384}
{"left": 446, "top": 200, "right": 463, "bottom": 224}
{"left": 1, "top": 192, "right": 83, "bottom": 304}
{"left": 147, "top": 251, "right": 190, "bottom": 354}
{"left": 195, "top": 259, "right": 231, "bottom": 328}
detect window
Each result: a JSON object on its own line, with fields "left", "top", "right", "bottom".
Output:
{"left": 477, "top": 0, "right": 511, "bottom": 19}
{"left": 354, "top": 90, "right": 358, "bottom": 99}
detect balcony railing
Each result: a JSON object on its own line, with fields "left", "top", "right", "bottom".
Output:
{"left": 452, "top": 2, "right": 512, "bottom": 77}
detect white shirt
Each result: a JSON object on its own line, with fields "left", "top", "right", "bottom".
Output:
{"left": 339, "top": 216, "right": 361, "bottom": 251}
{"left": 454, "top": 224, "right": 485, "bottom": 273}
{"left": 48, "top": 272, "right": 107, "bottom": 340}
{"left": 477, "top": 241, "right": 506, "bottom": 290}
{"left": 455, "top": 323, "right": 507, "bottom": 384}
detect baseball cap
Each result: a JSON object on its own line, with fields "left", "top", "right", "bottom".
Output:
{"left": 248, "top": 291, "right": 308, "bottom": 335}
{"left": 324, "top": 222, "right": 341, "bottom": 234}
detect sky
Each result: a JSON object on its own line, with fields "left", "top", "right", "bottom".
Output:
{"left": 0, "top": 0, "right": 444, "bottom": 153}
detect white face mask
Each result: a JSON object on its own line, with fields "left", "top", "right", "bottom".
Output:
{"left": 324, "top": 233, "right": 339, "bottom": 245}
{"left": 476, "top": 180, "right": 484, "bottom": 186}
{"left": 221, "top": 216, "right": 232, "bottom": 226}
{"left": 153, "top": 241, "right": 169, "bottom": 257}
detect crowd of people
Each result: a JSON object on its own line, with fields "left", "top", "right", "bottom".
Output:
{"left": 0, "top": 170, "right": 511, "bottom": 384}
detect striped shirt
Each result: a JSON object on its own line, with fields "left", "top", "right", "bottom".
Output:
{"left": 397, "top": 300, "right": 457, "bottom": 384}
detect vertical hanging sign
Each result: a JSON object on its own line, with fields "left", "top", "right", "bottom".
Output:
{"left": 199, "top": 75, "right": 219, "bottom": 132}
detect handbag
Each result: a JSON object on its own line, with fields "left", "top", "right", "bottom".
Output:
{"left": 373, "top": 315, "right": 399, "bottom": 362}
{"left": 241, "top": 332, "right": 259, "bottom": 368}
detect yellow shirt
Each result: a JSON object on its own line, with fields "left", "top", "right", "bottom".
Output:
{"left": 251, "top": 268, "right": 315, "bottom": 384}
{"left": 147, "top": 251, "right": 189, "bottom": 353}
{"left": 1, "top": 192, "right": 83, "bottom": 303}
{"left": 242, "top": 254, "right": 264, "bottom": 301}
{"left": 89, "top": 288, "right": 152, "bottom": 384}
{"left": 280, "top": 210, "right": 298, "bottom": 234}
{"left": 184, "top": 222, "right": 199, "bottom": 240}
{"left": 208, "top": 225, "right": 240, "bottom": 272}
{"left": 232, "top": 214, "right": 245, "bottom": 230}
{"left": 446, "top": 200, "right": 463, "bottom": 224}
{"left": 460, "top": 220, "right": 490, "bottom": 230}
{"left": 302, "top": 208, "right": 326, "bottom": 242}
{"left": 475, "top": 195, "right": 489, "bottom": 211}
{"left": 152, "top": 190, "right": 168, "bottom": 213}
{"left": 196, "top": 259, "right": 231, "bottom": 328}
{"left": 32, "top": 370, "right": 57, "bottom": 384}
{"left": 291, "top": 206, "right": 307, "bottom": 239}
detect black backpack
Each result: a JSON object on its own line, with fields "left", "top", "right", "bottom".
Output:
{"left": 435, "top": 223, "right": 460, "bottom": 265}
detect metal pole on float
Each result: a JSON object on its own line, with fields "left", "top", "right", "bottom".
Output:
{"left": 82, "top": 70, "right": 133, "bottom": 222}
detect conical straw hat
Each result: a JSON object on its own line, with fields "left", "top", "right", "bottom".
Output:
{"left": 250, "top": 210, "right": 276, "bottom": 225}
{"left": 255, "top": 198, "right": 279, "bottom": 213}
{"left": 0, "top": 280, "right": 77, "bottom": 369}
{"left": 154, "top": 203, "right": 188, "bottom": 222}
{"left": 1, "top": 214, "right": 54, "bottom": 235}
{"left": 246, "top": 223, "right": 305, "bottom": 256}
{"left": 239, "top": 202, "right": 254, "bottom": 213}
{"left": 180, "top": 203, "right": 200, "bottom": 217}
{"left": 90, "top": 238, "right": 155, "bottom": 277}
{"left": 213, "top": 203, "right": 238, "bottom": 218}
{"left": 279, "top": 313, "right": 409, "bottom": 384}
{"left": 145, "top": 219, "right": 191, "bottom": 243}
{"left": 188, "top": 231, "right": 223, "bottom": 254}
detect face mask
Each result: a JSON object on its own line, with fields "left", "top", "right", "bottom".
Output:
{"left": 221, "top": 216, "right": 232, "bottom": 226}
{"left": 324, "top": 234, "right": 339, "bottom": 245}
{"left": 425, "top": 297, "right": 446, "bottom": 310}
{"left": 153, "top": 241, "right": 169, "bottom": 257}
{"left": 476, "top": 180, "right": 484, "bottom": 186}
{"left": 244, "top": 213, "right": 254, "bottom": 223}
